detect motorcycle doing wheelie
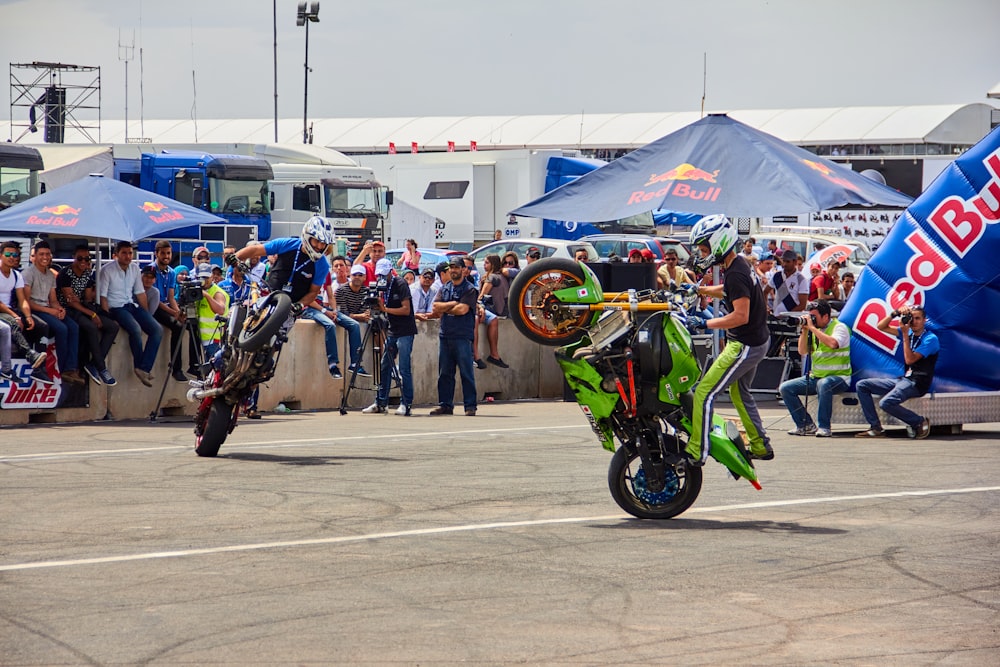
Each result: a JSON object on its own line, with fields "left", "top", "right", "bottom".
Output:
{"left": 187, "top": 262, "right": 293, "bottom": 457}
{"left": 508, "top": 257, "right": 761, "bottom": 519}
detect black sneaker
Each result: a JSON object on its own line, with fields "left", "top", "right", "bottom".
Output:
{"left": 486, "top": 356, "right": 509, "bottom": 369}
{"left": 0, "top": 367, "right": 13, "bottom": 382}
{"left": 329, "top": 364, "right": 343, "bottom": 379}
{"left": 429, "top": 406, "right": 454, "bottom": 415}
{"left": 172, "top": 368, "right": 189, "bottom": 382}
{"left": 99, "top": 368, "right": 117, "bottom": 386}
{"left": 31, "top": 366, "right": 55, "bottom": 386}
{"left": 349, "top": 364, "right": 371, "bottom": 378}
{"left": 28, "top": 350, "right": 47, "bottom": 369}
{"left": 474, "top": 358, "right": 487, "bottom": 370}
{"left": 748, "top": 442, "right": 775, "bottom": 461}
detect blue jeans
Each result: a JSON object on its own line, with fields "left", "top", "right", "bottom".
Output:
{"left": 437, "top": 337, "right": 477, "bottom": 411}
{"left": 779, "top": 374, "right": 850, "bottom": 430}
{"left": 855, "top": 376, "right": 924, "bottom": 430}
{"left": 108, "top": 303, "right": 163, "bottom": 373}
{"left": 377, "top": 334, "right": 413, "bottom": 408}
{"left": 300, "top": 308, "right": 341, "bottom": 367}
{"left": 335, "top": 311, "right": 362, "bottom": 365}
{"left": 34, "top": 311, "right": 80, "bottom": 372}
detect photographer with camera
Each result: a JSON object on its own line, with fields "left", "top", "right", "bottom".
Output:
{"left": 854, "top": 305, "right": 938, "bottom": 439}
{"left": 148, "top": 240, "right": 200, "bottom": 382}
{"left": 779, "top": 299, "right": 852, "bottom": 437}
{"left": 361, "top": 259, "right": 416, "bottom": 416}
{"left": 189, "top": 263, "right": 230, "bottom": 359}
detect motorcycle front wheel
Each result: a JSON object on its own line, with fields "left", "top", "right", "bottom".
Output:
{"left": 608, "top": 446, "right": 703, "bottom": 519}
{"left": 508, "top": 258, "right": 592, "bottom": 346}
{"left": 195, "top": 399, "right": 237, "bottom": 458}
{"left": 237, "top": 292, "right": 292, "bottom": 351}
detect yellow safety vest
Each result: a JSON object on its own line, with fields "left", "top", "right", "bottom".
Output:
{"left": 197, "top": 283, "right": 230, "bottom": 345}
{"left": 811, "top": 318, "right": 851, "bottom": 378}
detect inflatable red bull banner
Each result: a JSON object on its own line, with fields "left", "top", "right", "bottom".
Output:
{"left": 840, "top": 124, "right": 1000, "bottom": 392}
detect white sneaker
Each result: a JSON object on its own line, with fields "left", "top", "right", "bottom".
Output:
{"left": 787, "top": 424, "right": 817, "bottom": 436}
{"left": 815, "top": 428, "right": 832, "bottom": 437}
{"left": 395, "top": 404, "right": 411, "bottom": 416}
{"left": 361, "top": 403, "right": 385, "bottom": 414}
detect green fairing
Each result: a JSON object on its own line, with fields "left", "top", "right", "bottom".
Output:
{"left": 679, "top": 413, "right": 758, "bottom": 484}
{"left": 551, "top": 262, "right": 604, "bottom": 306}
{"left": 656, "top": 314, "right": 701, "bottom": 404}
{"left": 556, "top": 343, "right": 617, "bottom": 451}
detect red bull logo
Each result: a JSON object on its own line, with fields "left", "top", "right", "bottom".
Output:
{"left": 25, "top": 203, "right": 81, "bottom": 228}
{"left": 140, "top": 201, "right": 185, "bottom": 224}
{"left": 40, "top": 204, "right": 82, "bottom": 215}
{"left": 802, "top": 158, "right": 859, "bottom": 192}
{"left": 627, "top": 163, "right": 722, "bottom": 207}
{"left": 645, "top": 163, "right": 719, "bottom": 186}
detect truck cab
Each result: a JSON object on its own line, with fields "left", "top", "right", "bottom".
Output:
{"left": 0, "top": 144, "right": 43, "bottom": 210}
{"left": 115, "top": 150, "right": 274, "bottom": 241}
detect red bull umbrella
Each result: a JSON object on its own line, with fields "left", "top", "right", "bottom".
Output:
{"left": 510, "top": 114, "right": 913, "bottom": 220}
{"left": 806, "top": 243, "right": 857, "bottom": 266}
{"left": 0, "top": 173, "right": 223, "bottom": 241}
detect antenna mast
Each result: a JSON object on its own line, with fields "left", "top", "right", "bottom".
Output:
{"left": 118, "top": 29, "right": 134, "bottom": 142}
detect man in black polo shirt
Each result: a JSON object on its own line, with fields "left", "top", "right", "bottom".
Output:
{"left": 687, "top": 215, "right": 774, "bottom": 465}
{"left": 430, "top": 256, "right": 478, "bottom": 416}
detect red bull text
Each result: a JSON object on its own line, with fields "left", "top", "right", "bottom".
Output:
{"left": 627, "top": 163, "right": 722, "bottom": 206}
{"left": 25, "top": 204, "right": 82, "bottom": 228}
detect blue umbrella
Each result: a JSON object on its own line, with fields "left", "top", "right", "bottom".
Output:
{"left": 0, "top": 173, "right": 223, "bottom": 240}
{"left": 511, "top": 114, "right": 914, "bottom": 220}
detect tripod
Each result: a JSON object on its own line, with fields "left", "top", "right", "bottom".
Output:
{"left": 149, "top": 317, "right": 205, "bottom": 422}
{"left": 339, "top": 312, "right": 402, "bottom": 415}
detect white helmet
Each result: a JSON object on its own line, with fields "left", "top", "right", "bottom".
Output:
{"left": 689, "top": 214, "right": 738, "bottom": 271}
{"left": 301, "top": 215, "right": 333, "bottom": 261}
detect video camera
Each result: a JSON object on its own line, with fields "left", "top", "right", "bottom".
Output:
{"left": 364, "top": 275, "right": 391, "bottom": 330}
{"left": 177, "top": 278, "right": 204, "bottom": 318}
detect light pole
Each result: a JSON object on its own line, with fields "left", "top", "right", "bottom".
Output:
{"left": 296, "top": 2, "right": 320, "bottom": 144}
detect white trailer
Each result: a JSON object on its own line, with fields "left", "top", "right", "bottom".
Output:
{"left": 355, "top": 149, "right": 574, "bottom": 249}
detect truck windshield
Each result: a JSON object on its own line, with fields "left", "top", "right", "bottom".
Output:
{"left": 0, "top": 168, "right": 34, "bottom": 210}
{"left": 324, "top": 185, "right": 378, "bottom": 217}
{"left": 208, "top": 178, "right": 270, "bottom": 215}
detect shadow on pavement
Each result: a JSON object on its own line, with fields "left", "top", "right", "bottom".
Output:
{"left": 595, "top": 517, "right": 848, "bottom": 535}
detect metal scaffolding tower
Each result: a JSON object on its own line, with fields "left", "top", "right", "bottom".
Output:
{"left": 9, "top": 61, "right": 101, "bottom": 143}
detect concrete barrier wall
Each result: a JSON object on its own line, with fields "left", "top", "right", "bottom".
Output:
{"left": 0, "top": 318, "right": 565, "bottom": 425}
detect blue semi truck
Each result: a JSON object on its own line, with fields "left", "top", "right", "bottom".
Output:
{"left": 114, "top": 150, "right": 274, "bottom": 249}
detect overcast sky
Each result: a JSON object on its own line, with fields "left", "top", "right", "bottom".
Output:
{"left": 2, "top": 0, "right": 999, "bottom": 122}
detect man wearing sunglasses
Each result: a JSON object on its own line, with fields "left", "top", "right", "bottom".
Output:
{"left": 22, "top": 240, "right": 85, "bottom": 385}
{"left": 56, "top": 245, "right": 119, "bottom": 385}
{"left": 656, "top": 247, "right": 692, "bottom": 289}
{"left": 0, "top": 240, "right": 52, "bottom": 385}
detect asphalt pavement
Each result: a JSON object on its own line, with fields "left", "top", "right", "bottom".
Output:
{"left": 1, "top": 399, "right": 998, "bottom": 665}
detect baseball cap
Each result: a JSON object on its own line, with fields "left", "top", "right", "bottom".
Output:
{"left": 421, "top": 268, "right": 435, "bottom": 278}
{"left": 628, "top": 248, "right": 643, "bottom": 258}
{"left": 527, "top": 247, "right": 541, "bottom": 258}
{"left": 193, "top": 262, "right": 213, "bottom": 279}
{"left": 809, "top": 262, "right": 822, "bottom": 272}
{"left": 780, "top": 249, "right": 798, "bottom": 262}
{"left": 375, "top": 258, "right": 393, "bottom": 276}
{"left": 371, "top": 240, "right": 385, "bottom": 248}
{"left": 639, "top": 248, "right": 655, "bottom": 261}
{"left": 140, "top": 264, "right": 156, "bottom": 276}
{"left": 448, "top": 256, "right": 465, "bottom": 268}
{"left": 759, "top": 252, "right": 773, "bottom": 262}
{"left": 350, "top": 265, "right": 366, "bottom": 276}
{"left": 435, "top": 260, "right": 450, "bottom": 274}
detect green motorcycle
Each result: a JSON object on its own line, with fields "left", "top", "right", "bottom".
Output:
{"left": 508, "top": 258, "right": 761, "bottom": 519}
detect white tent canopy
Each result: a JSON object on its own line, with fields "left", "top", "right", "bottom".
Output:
{"left": 3, "top": 103, "right": 995, "bottom": 153}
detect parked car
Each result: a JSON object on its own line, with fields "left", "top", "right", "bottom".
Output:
{"left": 755, "top": 232, "right": 871, "bottom": 275}
{"left": 383, "top": 247, "right": 464, "bottom": 275}
{"left": 654, "top": 237, "right": 693, "bottom": 265}
{"left": 466, "top": 238, "right": 598, "bottom": 273}
{"left": 580, "top": 234, "right": 666, "bottom": 263}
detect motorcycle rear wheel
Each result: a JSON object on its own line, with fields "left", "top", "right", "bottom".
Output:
{"left": 608, "top": 446, "right": 702, "bottom": 519}
{"left": 508, "top": 258, "right": 592, "bottom": 346}
{"left": 237, "top": 292, "right": 292, "bottom": 351}
{"left": 195, "top": 399, "right": 237, "bottom": 458}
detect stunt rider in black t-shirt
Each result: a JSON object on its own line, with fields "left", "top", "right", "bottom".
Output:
{"left": 686, "top": 214, "right": 774, "bottom": 465}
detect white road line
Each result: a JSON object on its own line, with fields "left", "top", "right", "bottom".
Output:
{"left": 2, "top": 485, "right": 997, "bottom": 572}
{"left": 0, "top": 424, "right": 591, "bottom": 461}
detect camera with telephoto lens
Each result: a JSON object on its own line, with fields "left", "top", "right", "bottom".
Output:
{"left": 177, "top": 278, "right": 204, "bottom": 318}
